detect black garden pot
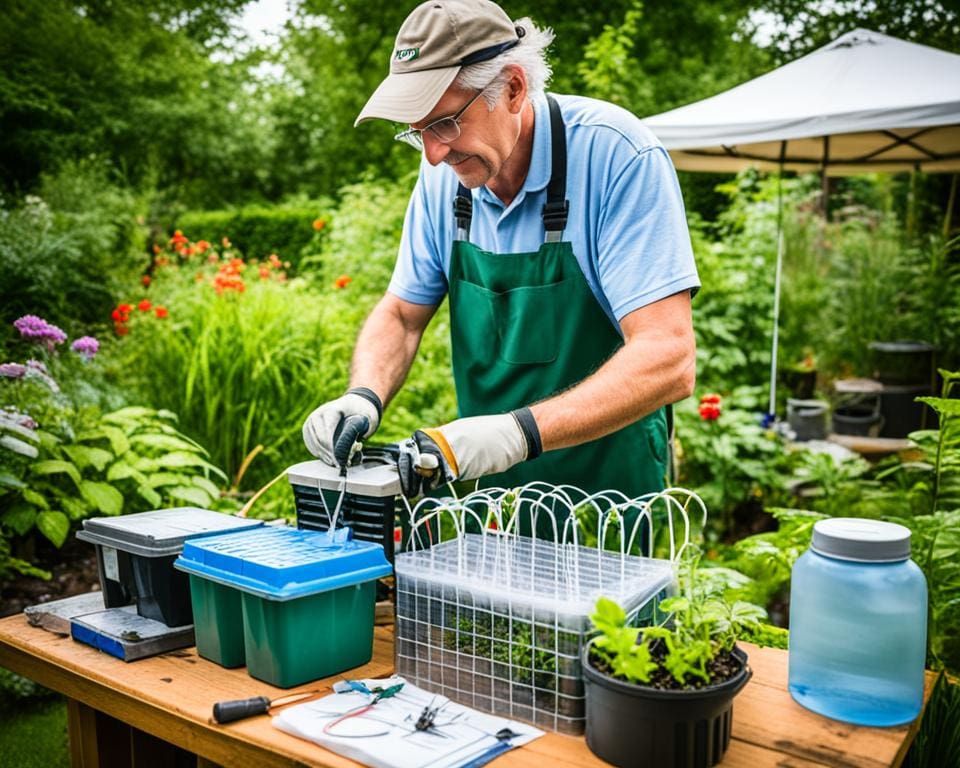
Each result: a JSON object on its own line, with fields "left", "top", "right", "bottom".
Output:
{"left": 582, "top": 642, "right": 751, "bottom": 768}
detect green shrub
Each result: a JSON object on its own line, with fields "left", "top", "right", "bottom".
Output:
{"left": 175, "top": 200, "right": 332, "bottom": 271}
{"left": 0, "top": 161, "right": 145, "bottom": 335}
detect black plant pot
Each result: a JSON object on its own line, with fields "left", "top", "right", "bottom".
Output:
{"left": 582, "top": 643, "right": 751, "bottom": 768}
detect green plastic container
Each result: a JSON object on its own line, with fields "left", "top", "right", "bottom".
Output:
{"left": 187, "top": 577, "right": 246, "bottom": 667}
{"left": 175, "top": 526, "right": 392, "bottom": 687}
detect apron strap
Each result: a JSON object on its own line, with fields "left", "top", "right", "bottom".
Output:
{"left": 454, "top": 183, "right": 472, "bottom": 241}
{"left": 542, "top": 94, "right": 568, "bottom": 244}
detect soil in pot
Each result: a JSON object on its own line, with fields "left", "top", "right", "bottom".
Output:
{"left": 583, "top": 643, "right": 751, "bottom": 768}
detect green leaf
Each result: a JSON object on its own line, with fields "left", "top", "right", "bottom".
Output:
{"left": 167, "top": 485, "right": 212, "bottom": 507}
{"left": 104, "top": 406, "right": 158, "bottom": 423}
{"left": 146, "top": 472, "right": 190, "bottom": 488}
{"left": 61, "top": 496, "right": 90, "bottom": 520}
{"left": 100, "top": 425, "right": 131, "bottom": 455}
{"left": 0, "top": 472, "right": 27, "bottom": 491}
{"left": 21, "top": 488, "right": 50, "bottom": 510}
{"left": 31, "top": 460, "right": 82, "bottom": 488}
{"left": 63, "top": 445, "right": 114, "bottom": 472}
{"left": 191, "top": 475, "right": 222, "bottom": 498}
{"left": 2, "top": 505, "right": 38, "bottom": 536}
{"left": 157, "top": 452, "right": 227, "bottom": 481}
{"left": 106, "top": 461, "right": 148, "bottom": 485}
{"left": 137, "top": 485, "right": 162, "bottom": 508}
{"left": 80, "top": 481, "right": 124, "bottom": 516}
{"left": 36, "top": 511, "right": 70, "bottom": 548}
{"left": 917, "top": 397, "right": 960, "bottom": 417}
{"left": 129, "top": 433, "right": 205, "bottom": 454}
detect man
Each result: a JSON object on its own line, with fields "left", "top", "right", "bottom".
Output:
{"left": 303, "top": 0, "right": 698, "bottom": 501}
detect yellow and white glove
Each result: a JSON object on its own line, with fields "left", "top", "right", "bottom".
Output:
{"left": 397, "top": 408, "right": 542, "bottom": 498}
{"left": 301, "top": 387, "right": 382, "bottom": 466}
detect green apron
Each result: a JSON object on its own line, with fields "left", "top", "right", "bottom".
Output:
{"left": 446, "top": 95, "right": 669, "bottom": 536}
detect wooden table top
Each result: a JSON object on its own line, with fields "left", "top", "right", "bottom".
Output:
{"left": 0, "top": 613, "right": 932, "bottom": 768}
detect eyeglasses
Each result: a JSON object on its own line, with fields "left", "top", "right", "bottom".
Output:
{"left": 394, "top": 85, "right": 491, "bottom": 151}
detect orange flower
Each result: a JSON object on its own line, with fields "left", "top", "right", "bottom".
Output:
{"left": 196, "top": 240, "right": 211, "bottom": 253}
{"left": 155, "top": 306, "right": 168, "bottom": 319}
{"left": 312, "top": 218, "right": 326, "bottom": 231}
{"left": 138, "top": 299, "right": 152, "bottom": 312}
{"left": 208, "top": 253, "right": 219, "bottom": 264}
{"left": 170, "top": 230, "right": 188, "bottom": 246}
{"left": 152, "top": 244, "right": 162, "bottom": 255}
{"left": 184, "top": 245, "right": 195, "bottom": 257}
{"left": 259, "top": 266, "right": 270, "bottom": 279}
{"left": 141, "top": 275, "right": 152, "bottom": 287}
{"left": 222, "top": 237, "right": 231, "bottom": 248}
{"left": 334, "top": 275, "right": 352, "bottom": 289}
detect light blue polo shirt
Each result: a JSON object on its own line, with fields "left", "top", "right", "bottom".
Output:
{"left": 389, "top": 92, "right": 699, "bottom": 332}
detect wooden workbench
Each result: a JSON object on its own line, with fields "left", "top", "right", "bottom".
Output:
{"left": 0, "top": 613, "right": 932, "bottom": 768}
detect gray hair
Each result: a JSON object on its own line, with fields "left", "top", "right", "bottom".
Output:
{"left": 453, "top": 17, "right": 554, "bottom": 108}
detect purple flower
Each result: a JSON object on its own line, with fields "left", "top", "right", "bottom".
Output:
{"left": 0, "top": 362, "right": 27, "bottom": 379}
{"left": 14, "top": 314, "right": 67, "bottom": 351}
{"left": 71, "top": 335, "right": 99, "bottom": 360}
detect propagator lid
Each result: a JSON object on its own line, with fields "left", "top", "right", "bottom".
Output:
{"left": 395, "top": 534, "right": 676, "bottom": 619}
{"left": 811, "top": 517, "right": 912, "bottom": 562}
{"left": 174, "top": 526, "right": 393, "bottom": 601}
{"left": 76, "top": 508, "right": 263, "bottom": 558}
{"left": 287, "top": 457, "right": 401, "bottom": 497}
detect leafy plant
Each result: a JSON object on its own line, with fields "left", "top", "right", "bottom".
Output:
{"left": 590, "top": 550, "right": 764, "bottom": 688}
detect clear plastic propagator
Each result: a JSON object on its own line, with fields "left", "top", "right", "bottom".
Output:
{"left": 392, "top": 481, "right": 700, "bottom": 736}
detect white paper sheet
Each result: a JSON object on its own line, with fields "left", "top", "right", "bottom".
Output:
{"left": 272, "top": 677, "right": 543, "bottom": 768}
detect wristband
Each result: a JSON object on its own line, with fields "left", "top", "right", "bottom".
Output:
{"left": 347, "top": 387, "right": 383, "bottom": 424}
{"left": 510, "top": 407, "right": 543, "bottom": 461}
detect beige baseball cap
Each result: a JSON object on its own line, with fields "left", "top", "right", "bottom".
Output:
{"left": 355, "top": 0, "right": 522, "bottom": 126}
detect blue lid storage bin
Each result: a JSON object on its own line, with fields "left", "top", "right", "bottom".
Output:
{"left": 175, "top": 526, "right": 392, "bottom": 687}
{"left": 75, "top": 508, "right": 263, "bottom": 627}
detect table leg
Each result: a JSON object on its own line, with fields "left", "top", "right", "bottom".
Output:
{"left": 66, "top": 697, "right": 197, "bottom": 768}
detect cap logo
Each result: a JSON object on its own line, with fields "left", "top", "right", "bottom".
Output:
{"left": 395, "top": 47, "right": 420, "bottom": 63}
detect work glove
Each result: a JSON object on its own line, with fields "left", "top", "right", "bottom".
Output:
{"left": 302, "top": 387, "right": 382, "bottom": 467}
{"left": 397, "top": 408, "right": 542, "bottom": 498}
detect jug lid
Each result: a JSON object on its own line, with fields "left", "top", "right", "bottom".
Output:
{"left": 812, "top": 518, "right": 911, "bottom": 562}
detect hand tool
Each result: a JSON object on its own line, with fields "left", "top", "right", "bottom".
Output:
{"left": 212, "top": 688, "right": 328, "bottom": 724}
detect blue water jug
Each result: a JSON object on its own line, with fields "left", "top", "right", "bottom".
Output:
{"left": 788, "top": 518, "right": 927, "bottom": 726}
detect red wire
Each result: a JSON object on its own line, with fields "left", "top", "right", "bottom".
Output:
{"left": 322, "top": 703, "right": 376, "bottom": 735}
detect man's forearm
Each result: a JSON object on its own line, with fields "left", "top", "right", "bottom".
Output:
{"left": 530, "top": 291, "right": 696, "bottom": 451}
{"left": 349, "top": 294, "right": 437, "bottom": 407}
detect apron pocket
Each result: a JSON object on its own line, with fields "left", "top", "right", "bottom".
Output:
{"left": 498, "top": 279, "right": 570, "bottom": 365}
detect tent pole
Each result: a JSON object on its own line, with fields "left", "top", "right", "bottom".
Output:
{"left": 821, "top": 136, "right": 830, "bottom": 219}
{"left": 768, "top": 143, "right": 787, "bottom": 422}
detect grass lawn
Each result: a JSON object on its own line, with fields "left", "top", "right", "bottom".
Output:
{"left": 0, "top": 695, "right": 69, "bottom": 768}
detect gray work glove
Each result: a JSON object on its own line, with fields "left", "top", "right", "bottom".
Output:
{"left": 397, "top": 408, "right": 542, "bottom": 498}
{"left": 302, "top": 387, "right": 382, "bottom": 466}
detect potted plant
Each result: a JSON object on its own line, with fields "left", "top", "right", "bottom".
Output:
{"left": 582, "top": 552, "right": 763, "bottom": 768}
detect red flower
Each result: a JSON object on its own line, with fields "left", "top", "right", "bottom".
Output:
{"left": 118, "top": 303, "right": 133, "bottom": 314}
{"left": 196, "top": 240, "right": 211, "bottom": 253}
{"left": 393, "top": 527, "right": 402, "bottom": 544}
{"left": 115, "top": 324, "right": 130, "bottom": 336}
{"left": 170, "top": 230, "right": 188, "bottom": 246}
{"left": 141, "top": 275, "right": 152, "bottom": 287}
{"left": 312, "top": 218, "right": 326, "bottom": 231}
{"left": 138, "top": 299, "right": 152, "bottom": 312}
{"left": 111, "top": 309, "right": 123, "bottom": 322}
{"left": 259, "top": 266, "right": 270, "bottom": 279}
{"left": 334, "top": 274, "right": 352, "bottom": 289}
{"left": 699, "top": 404, "right": 721, "bottom": 421}
{"left": 700, "top": 393, "right": 721, "bottom": 405}
{"left": 155, "top": 306, "right": 168, "bottom": 319}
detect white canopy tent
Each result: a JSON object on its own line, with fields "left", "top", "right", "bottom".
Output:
{"left": 644, "top": 28, "right": 960, "bottom": 418}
